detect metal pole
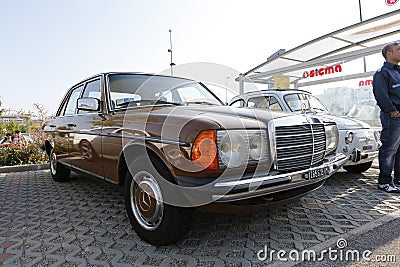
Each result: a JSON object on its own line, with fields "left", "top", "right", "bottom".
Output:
{"left": 359, "top": 0, "right": 367, "bottom": 72}
{"left": 239, "top": 74, "right": 244, "bottom": 94}
{"left": 225, "top": 76, "right": 230, "bottom": 104}
{"left": 168, "top": 29, "right": 175, "bottom": 75}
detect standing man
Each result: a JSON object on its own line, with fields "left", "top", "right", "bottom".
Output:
{"left": 373, "top": 41, "right": 400, "bottom": 193}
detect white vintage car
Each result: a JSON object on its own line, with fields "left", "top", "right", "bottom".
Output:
{"left": 229, "top": 89, "right": 380, "bottom": 173}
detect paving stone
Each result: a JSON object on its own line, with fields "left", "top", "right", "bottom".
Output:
{"left": 0, "top": 168, "right": 399, "bottom": 266}
{"left": 0, "top": 252, "right": 15, "bottom": 263}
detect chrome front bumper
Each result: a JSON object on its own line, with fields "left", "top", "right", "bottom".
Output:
{"left": 345, "top": 149, "right": 379, "bottom": 166}
{"left": 211, "top": 153, "right": 348, "bottom": 202}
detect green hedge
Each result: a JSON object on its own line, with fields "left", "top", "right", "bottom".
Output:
{"left": 0, "top": 144, "right": 47, "bottom": 166}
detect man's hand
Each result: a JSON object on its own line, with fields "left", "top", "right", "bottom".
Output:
{"left": 390, "top": 110, "right": 400, "bottom": 117}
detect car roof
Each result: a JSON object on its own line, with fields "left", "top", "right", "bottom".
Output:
{"left": 245, "top": 89, "right": 311, "bottom": 95}
{"left": 69, "top": 72, "right": 196, "bottom": 90}
{"left": 99, "top": 72, "right": 194, "bottom": 82}
{"left": 230, "top": 89, "right": 312, "bottom": 102}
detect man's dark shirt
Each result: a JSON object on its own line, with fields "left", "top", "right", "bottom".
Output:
{"left": 373, "top": 61, "right": 400, "bottom": 113}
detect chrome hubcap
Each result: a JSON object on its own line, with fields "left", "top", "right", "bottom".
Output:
{"left": 130, "top": 171, "right": 163, "bottom": 231}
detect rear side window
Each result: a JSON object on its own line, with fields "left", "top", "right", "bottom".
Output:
{"left": 63, "top": 85, "right": 84, "bottom": 116}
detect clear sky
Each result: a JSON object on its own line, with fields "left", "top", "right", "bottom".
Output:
{"left": 0, "top": 0, "right": 398, "bottom": 115}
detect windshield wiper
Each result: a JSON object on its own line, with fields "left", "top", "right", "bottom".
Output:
{"left": 155, "top": 100, "right": 182, "bottom": 106}
{"left": 185, "top": 101, "right": 218, "bottom": 106}
{"left": 116, "top": 99, "right": 182, "bottom": 107}
{"left": 311, "top": 108, "right": 328, "bottom": 114}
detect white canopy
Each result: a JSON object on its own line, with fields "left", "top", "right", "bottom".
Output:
{"left": 239, "top": 9, "right": 400, "bottom": 92}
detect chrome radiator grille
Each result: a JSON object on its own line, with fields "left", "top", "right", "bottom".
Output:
{"left": 275, "top": 124, "right": 326, "bottom": 172}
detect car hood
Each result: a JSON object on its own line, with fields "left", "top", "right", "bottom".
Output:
{"left": 145, "top": 105, "right": 294, "bottom": 129}
{"left": 319, "top": 114, "right": 371, "bottom": 130}
{"left": 120, "top": 105, "right": 317, "bottom": 143}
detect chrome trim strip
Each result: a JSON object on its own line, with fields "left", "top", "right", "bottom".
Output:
{"left": 215, "top": 173, "right": 292, "bottom": 187}
{"left": 276, "top": 142, "right": 315, "bottom": 150}
{"left": 44, "top": 129, "right": 190, "bottom": 147}
{"left": 276, "top": 153, "right": 315, "bottom": 161}
{"left": 58, "top": 161, "right": 109, "bottom": 181}
{"left": 310, "top": 122, "right": 315, "bottom": 165}
{"left": 105, "top": 133, "right": 190, "bottom": 147}
{"left": 267, "top": 120, "right": 277, "bottom": 170}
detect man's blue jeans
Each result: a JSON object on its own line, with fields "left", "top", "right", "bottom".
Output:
{"left": 378, "top": 112, "right": 400, "bottom": 184}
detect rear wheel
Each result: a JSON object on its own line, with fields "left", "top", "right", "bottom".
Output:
{"left": 49, "top": 150, "right": 70, "bottom": 182}
{"left": 343, "top": 161, "right": 373, "bottom": 173}
{"left": 124, "top": 155, "right": 192, "bottom": 246}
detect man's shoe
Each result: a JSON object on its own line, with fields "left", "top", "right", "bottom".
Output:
{"left": 378, "top": 183, "right": 400, "bottom": 193}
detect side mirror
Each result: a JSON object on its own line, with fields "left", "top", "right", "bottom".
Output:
{"left": 77, "top": 97, "right": 100, "bottom": 111}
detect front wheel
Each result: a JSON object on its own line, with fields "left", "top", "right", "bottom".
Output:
{"left": 49, "top": 150, "right": 70, "bottom": 182}
{"left": 124, "top": 155, "right": 192, "bottom": 246}
{"left": 343, "top": 161, "right": 373, "bottom": 173}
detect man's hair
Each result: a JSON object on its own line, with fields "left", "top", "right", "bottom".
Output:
{"left": 382, "top": 42, "right": 399, "bottom": 60}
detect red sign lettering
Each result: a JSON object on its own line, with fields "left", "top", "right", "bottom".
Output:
{"left": 386, "top": 0, "right": 399, "bottom": 5}
{"left": 302, "top": 64, "right": 342, "bottom": 79}
{"left": 359, "top": 79, "right": 373, "bottom": 87}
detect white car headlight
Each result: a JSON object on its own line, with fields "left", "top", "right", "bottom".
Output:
{"left": 250, "top": 134, "right": 267, "bottom": 160}
{"left": 217, "top": 130, "right": 268, "bottom": 168}
{"left": 325, "top": 123, "right": 339, "bottom": 155}
{"left": 219, "top": 132, "right": 248, "bottom": 167}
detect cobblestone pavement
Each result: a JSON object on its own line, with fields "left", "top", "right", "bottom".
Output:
{"left": 1, "top": 168, "right": 400, "bottom": 267}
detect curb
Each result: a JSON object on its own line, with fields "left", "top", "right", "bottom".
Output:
{"left": 0, "top": 163, "right": 48, "bottom": 173}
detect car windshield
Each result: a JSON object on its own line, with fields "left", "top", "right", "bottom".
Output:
{"left": 284, "top": 93, "right": 329, "bottom": 114}
{"left": 108, "top": 74, "right": 222, "bottom": 109}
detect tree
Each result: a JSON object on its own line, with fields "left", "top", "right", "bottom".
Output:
{"left": 0, "top": 101, "right": 7, "bottom": 135}
{"left": 33, "top": 103, "right": 49, "bottom": 122}
{"left": 5, "top": 120, "right": 19, "bottom": 133}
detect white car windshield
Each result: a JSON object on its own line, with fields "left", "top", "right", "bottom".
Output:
{"left": 284, "top": 93, "right": 329, "bottom": 114}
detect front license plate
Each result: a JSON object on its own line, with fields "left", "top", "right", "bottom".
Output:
{"left": 305, "top": 166, "right": 330, "bottom": 180}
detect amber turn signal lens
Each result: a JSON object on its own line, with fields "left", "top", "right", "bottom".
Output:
{"left": 191, "top": 130, "right": 218, "bottom": 170}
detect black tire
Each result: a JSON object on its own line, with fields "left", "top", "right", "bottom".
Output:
{"left": 343, "top": 161, "right": 373, "bottom": 173}
{"left": 124, "top": 155, "right": 192, "bottom": 246}
{"left": 49, "top": 150, "right": 71, "bottom": 182}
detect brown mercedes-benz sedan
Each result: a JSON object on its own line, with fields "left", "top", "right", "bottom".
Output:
{"left": 42, "top": 72, "right": 347, "bottom": 245}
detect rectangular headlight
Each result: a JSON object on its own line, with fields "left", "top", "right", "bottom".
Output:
{"left": 325, "top": 123, "right": 339, "bottom": 155}
{"left": 216, "top": 130, "right": 270, "bottom": 168}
